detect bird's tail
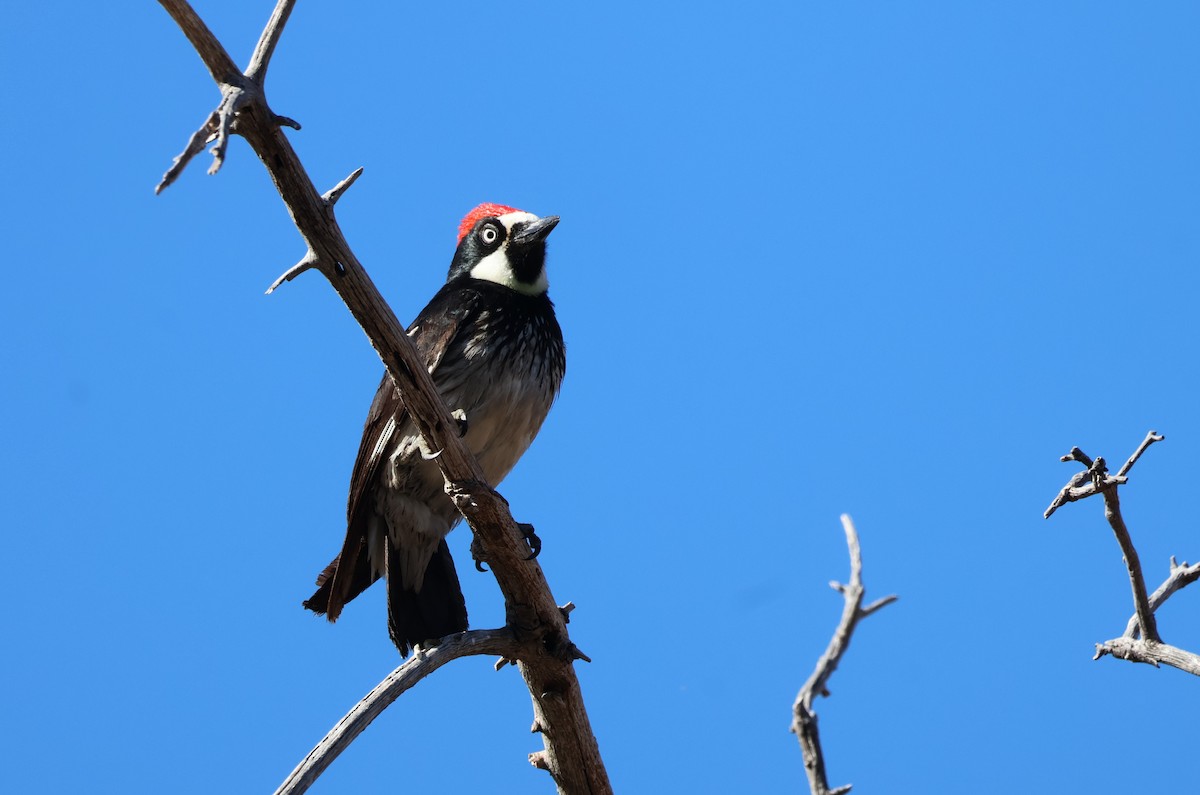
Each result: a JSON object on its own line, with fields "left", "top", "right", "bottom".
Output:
{"left": 303, "top": 535, "right": 377, "bottom": 621}
{"left": 386, "top": 538, "right": 468, "bottom": 657}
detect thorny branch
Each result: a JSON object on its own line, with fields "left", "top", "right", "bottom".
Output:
{"left": 156, "top": 1, "right": 610, "bottom": 792}
{"left": 792, "top": 515, "right": 897, "bottom": 795}
{"left": 1046, "top": 431, "right": 1200, "bottom": 676}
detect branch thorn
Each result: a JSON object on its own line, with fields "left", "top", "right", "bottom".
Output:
{"left": 322, "top": 167, "right": 364, "bottom": 207}
{"left": 266, "top": 251, "right": 319, "bottom": 294}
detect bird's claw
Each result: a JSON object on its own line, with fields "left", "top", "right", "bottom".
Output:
{"left": 518, "top": 522, "right": 542, "bottom": 560}
{"left": 451, "top": 408, "right": 468, "bottom": 438}
{"left": 470, "top": 535, "right": 489, "bottom": 572}
{"left": 470, "top": 523, "right": 540, "bottom": 568}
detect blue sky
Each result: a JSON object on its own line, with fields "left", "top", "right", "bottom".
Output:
{"left": 3, "top": 2, "right": 1199, "bottom": 792}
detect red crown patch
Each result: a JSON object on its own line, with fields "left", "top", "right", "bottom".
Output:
{"left": 457, "top": 203, "right": 522, "bottom": 243}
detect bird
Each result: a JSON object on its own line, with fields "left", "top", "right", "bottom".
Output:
{"left": 302, "top": 203, "right": 566, "bottom": 656}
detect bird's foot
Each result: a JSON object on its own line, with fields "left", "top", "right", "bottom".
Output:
{"left": 518, "top": 522, "right": 541, "bottom": 560}
{"left": 470, "top": 523, "right": 540, "bottom": 568}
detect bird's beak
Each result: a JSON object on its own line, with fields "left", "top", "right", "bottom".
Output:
{"left": 511, "top": 215, "right": 560, "bottom": 245}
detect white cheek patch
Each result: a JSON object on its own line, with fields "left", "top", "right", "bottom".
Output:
{"left": 469, "top": 212, "right": 549, "bottom": 296}
{"left": 469, "top": 249, "right": 549, "bottom": 295}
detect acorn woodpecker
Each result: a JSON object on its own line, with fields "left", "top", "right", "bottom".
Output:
{"left": 303, "top": 203, "right": 566, "bottom": 656}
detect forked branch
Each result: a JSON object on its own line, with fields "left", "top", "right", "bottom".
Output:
{"left": 1046, "top": 431, "right": 1200, "bottom": 676}
{"left": 792, "top": 515, "right": 897, "bottom": 795}
{"left": 156, "top": 1, "right": 610, "bottom": 791}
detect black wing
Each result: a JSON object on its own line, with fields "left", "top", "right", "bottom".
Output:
{"left": 305, "top": 283, "right": 479, "bottom": 620}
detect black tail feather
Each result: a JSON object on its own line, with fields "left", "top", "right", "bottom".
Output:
{"left": 386, "top": 539, "right": 468, "bottom": 657}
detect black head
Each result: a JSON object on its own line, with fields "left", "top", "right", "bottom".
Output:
{"left": 447, "top": 205, "right": 560, "bottom": 295}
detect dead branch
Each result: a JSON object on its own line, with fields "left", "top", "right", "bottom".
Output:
{"left": 792, "top": 515, "right": 897, "bottom": 795}
{"left": 1046, "top": 430, "right": 1200, "bottom": 676}
{"left": 275, "top": 629, "right": 522, "bottom": 795}
{"left": 1123, "top": 557, "right": 1200, "bottom": 638}
{"left": 156, "top": 1, "right": 610, "bottom": 791}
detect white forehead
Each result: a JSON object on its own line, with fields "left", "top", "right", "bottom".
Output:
{"left": 496, "top": 211, "right": 538, "bottom": 231}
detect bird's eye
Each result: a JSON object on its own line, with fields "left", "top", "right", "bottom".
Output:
{"left": 480, "top": 226, "right": 499, "bottom": 245}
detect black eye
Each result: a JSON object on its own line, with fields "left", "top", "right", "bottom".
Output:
{"left": 480, "top": 225, "right": 499, "bottom": 245}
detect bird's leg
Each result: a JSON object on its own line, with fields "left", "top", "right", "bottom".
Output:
{"left": 518, "top": 522, "right": 542, "bottom": 560}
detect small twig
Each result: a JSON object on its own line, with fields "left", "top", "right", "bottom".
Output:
{"left": 206, "top": 83, "right": 255, "bottom": 176}
{"left": 322, "top": 167, "right": 364, "bottom": 207}
{"left": 861, "top": 594, "right": 899, "bottom": 617}
{"left": 156, "top": 111, "right": 219, "bottom": 194}
{"left": 1061, "top": 446, "right": 1094, "bottom": 468}
{"left": 791, "top": 515, "right": 896, "bottom": 795}
{"left": 275, "top": 629, "right": 521, "bottom": 795}
{"left": 1116, "top": 430, "right": 1164, "bottom": 478}
{"left": 266, "top": 252, "right": 318, "bottom": 295}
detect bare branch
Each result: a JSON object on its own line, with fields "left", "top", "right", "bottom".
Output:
{"left": 1124, "top": 558, "right": 1200, "bottom": 638}
{"left": 246, "top": 0, "right": 298, "bottom": 84}
{"left": 1099, "top": 482, "right": 1159, "bottom": 642}
{"left": 1093, "top": 637, "right": 1200, "bottom": 675}
{"left": 156, "top": 0, "right": 297, "bottom": 188}
{"left": 266, "top": 168, "right": 363, "bottom": 293}
{"left": 274, "top": 629, "right": 521, "bottom": 795}
{"left": 156, "top": 0, "right": 269, "bottom": 186}
{"left": 792, "top": 515, "right": 896, "bottom": 795}
{"left": 1096, "top": 555, "right": 1200, "bottom": 673}
{"left": 1047, "top": 434, "right": 1162, "bottom": 640}
{"left": 1047, "top": 431, "right": 1200, "bottom": 676}
{"left": 156, "top": 0, "right": 240, "bottom": 84}
{"left": 1046, "top": 432, "right": 1164, "bottom": 519}
{"left": 159, "top": 3, "right": 611, "bottom": 790}
{"left": 1043, "top": 453, "right": 1127, "bottom": 519}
